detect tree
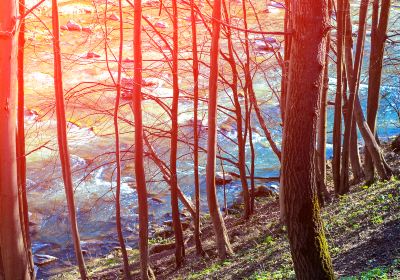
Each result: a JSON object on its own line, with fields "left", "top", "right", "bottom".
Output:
{"left": 365, "top": 0, "right": 392, "bottom": 182}
{"left": 190, "top": 0, "right": 205, "bottom": 256}
{"left": 51, "top": 0, "right": 87, "bottom": 278}
{"left": 132, "top": 0, "right": 155, "bottom": 278}
{"left": 0, "top": 0, "right": 31, "bottom": 278}
{"left": 170, "top": 0, "right": 186, "bottom": 267}
{"left": 281, "top": 0, "right": 334, "bottom": 278}
{"left": 206, "top": 0, "right": 233, "bottom": 260}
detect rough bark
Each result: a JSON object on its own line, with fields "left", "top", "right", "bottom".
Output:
{"left": 133, "top": 0, "right": 155, "bottom": 278}
{"left": 364, "top": 0, "right": 392, "bottom": 181}
{"left": 339, "top": 0, "right": 369, "bottom": 194}
{"left": 0, "top": 0, "right": 31, "bottom": 278}
{"left": 190, "top": 0, "right": 205, "bottom": 256}
{"left": 206, "top": 0, "right": 233, "bottom": 260}
{"left": 170, "top": 0, "right": 185, "bottom": 267}
{"left": 281, "top": 0, "right": 334, "bottom": 278}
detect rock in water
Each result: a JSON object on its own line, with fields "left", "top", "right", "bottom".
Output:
{"left": 34, "top": 254, "right": 58, "bottom": 266}
{"left": 109, "top": 13, "right": 120, "bottom": 21}
{"left": 215, "top": 172, "right": 233, "bottom": 185}
{"left": 66, "top": 20, "right": 82, "bottom": 31}
{"left": 85, "top": 52, "right": 101, "bottom": 59}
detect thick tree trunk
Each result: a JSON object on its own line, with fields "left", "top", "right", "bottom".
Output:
{"left": 281, "top": 0, "right": 334, "bottom": 278}
{"left": 364, "top": 0, "right": 392, "bottom": 181}
{"left": 17, "top": 0, "right": 35, "bottom": 276}
{"left": 0, "top": 1, "right": 31, "bottom": 278}
{"left": 206, "top": 0, "right": 233, "bottom": 260}
{"left": 316, "top": 28, "right": 331, "bottom": 204}
{"left": 51, "top": 1, "right": 87, "bottom": 278}
{"left": 133, "top": 0, "right": 154, "bottom": 278}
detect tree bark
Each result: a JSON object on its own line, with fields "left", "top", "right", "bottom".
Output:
{"left": 364, "top": 0, "right": 392, "bottom": 182}
{"left": 206, "top": 0, "right": 233, "bottom": 260}
{"left": 133, "top": 0, "right": 155, "bottom": 278}
{"left": 0, "top": 0, "right": 31, "bottom": 278}
{"left": 51, "top": 0, "right": 87, "bottom": 278}
{"left": 332, "top": 0, "right": 345, "bottom": 194}
{"left": 339, "top": 0, "right": 369, "bottom": 194}
{"left": 17, "top": 0, "right": 35, "bottom": 276}
{"left": 170, "top": 0, "right": 185, "bottom": 267}
{"left": 281, "top": 0, "right": 334, "bottom": 278}
{"left": 190, "top": 0, "right": 205, "bottom": 256}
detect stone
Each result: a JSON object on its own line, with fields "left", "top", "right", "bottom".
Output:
{"left": 215, "top": 172, "right": 233, "bottom": 185}
{"left": 85, "top": 52, "right": 101, "bottom": 59}
{"left": 109, "top": 13, "right": 120, "bottom": 21}
{"left": 82, "top": 26, "right": 92, "bottom": 33}
{"left": 66, "top": 20, "right": 82, "bottom": 31}
{"left": 252, "top": 185, "right": 276, "bottom": 198}
{"left": 34, "top": 254, "right": 58, "bottom": 266}
{"left": 391, "top": 135, "right": 400, "bottom": 153}
{"left": 149, "top": 242, "right": 175, "bottom": 254}
{"left": 155, "top": 21, "right": 168, "bottom": 28}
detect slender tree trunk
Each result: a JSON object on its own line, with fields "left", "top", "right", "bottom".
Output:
{"left": 339, "top": 0, "right": 369, "bottom": 194}
{"left": 222, "top": 0, "right": 251, "bottom": 219}
{"left": 332, "top": 0, "right": 345, "bottom": 194}
{"left": 281, "top": 0, "right": 334, "bottom": 278}
{"left": 0, "top": 0, "right": 31, "bottom": 278}
{"left": 17, "top": 0, "right": 35, "bottom": 276}
{"left": 133, "top": 0, "right": 154, "bottom": 279}
{"left": 190, "top": 0, "right": 204, "bottom": 256}
{"left": 364, "top": 0, "right": 392, "bottom": 182}
{"left": 349, "top": 118, "right": 364, "bottom": 183}
{"left": 206, "top": 0, "right": 233, "bottom": 260}
{"left": 170, "top": 0, "right": 185, "bottom": 267}
{"left": 112, "top": 1, "right": 131, "bottom": 278}
{"left": 50, "top": 1, "right": 87, "bottom": 278}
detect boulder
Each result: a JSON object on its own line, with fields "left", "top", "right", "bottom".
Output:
{"left": 215, "top": 172, "right": 233, "bottom": 185}
{"left": 66, "top": 20, "right": 82, "bottom": 31}
{"left": 149, "top": 242, "right": 175, "bottom": 255}
{"left": 34, "top": 254, "right": 58, "bottom": 266}
{"left": 154, "top": 228, "right": 174, "bottom": 239}
{"left": 109, "top": 13, "right": 120, "bottom": 21}
{"left": 252, "top": 185, "right": 276, "bottom": 198}
{"left": 155, "top": 21, "right": 168, "bottom": 28}
{"left": 391, "top": 135, "right": 400, "bottom": 153}
{"left": 85, "top": 52, "right": 101, "bottom": 59}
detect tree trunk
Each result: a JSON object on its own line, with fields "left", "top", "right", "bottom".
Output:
{"left": 112, "top": 1, "right": 131, "bottom": 278}
{"left": 339, "top": 0, "right": 369, "bottom": 194}
{"left": 332, "top": 0, "right": 345, "bottom": 194}
{"left": 51, "top": 1, "right": 88, "bottom": 278}
{"left": 316, "top": 22, "right": 331, "bottom": 204}
{"left": 281, "top": 0, "right": 334, "bottom": 278}
{"left": 222, "top": 0, "right": 251, "bottom": 219}
{"left": 190, "top": 0, "right": 204, "bottom": 256}
{"left": 0, "top": 0, "right": 31, "bottom": 278}
{"left": 364, "top": 0, "right": 392, "bottom": 182}
{"left": 170, "top": 0, "right": 185, "bottom": 267}
{"left": 206, "top": 0, "right": 233, "bottom": 260}
{"left": 133, "top": 0, "right": 155, "bottom": 278}
{"left": 17, "top": 0, "right": 35, "bottom": 276}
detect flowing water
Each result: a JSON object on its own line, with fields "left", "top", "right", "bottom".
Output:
{"left": 22, "top": 0, "right": 400, "bottom": 277}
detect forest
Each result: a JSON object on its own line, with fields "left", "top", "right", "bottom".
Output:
{"left": 0, "top": 0, "right": 399, "bottom": 279}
